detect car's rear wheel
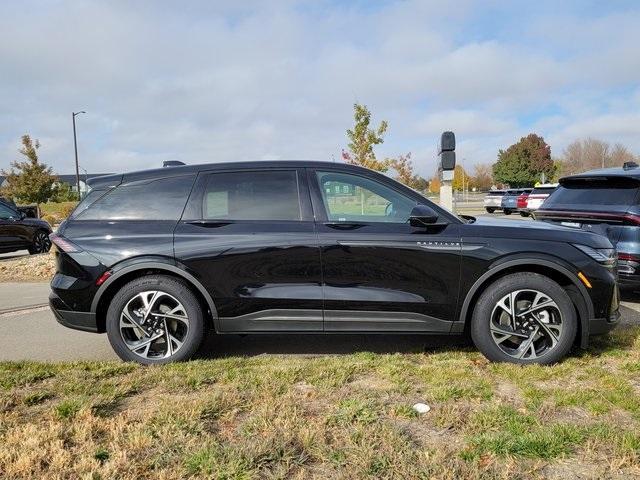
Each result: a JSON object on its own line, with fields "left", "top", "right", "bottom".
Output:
{"left": 503, "top": 209, "right": 512, "bottom": 215}
{"left": 485, "top": 208, "right": 495, "bottom": 213}
{"left": 470, "top": 273, "right": 577, "bottom": 364}
{"left": 106, "top": 275, "right": 205, "bottom": 364}
{"left": 28, "top": 230, "right": 51, "bottom": 254}
{"left": 519, "top": 212, "right": 529, "bottom": 217}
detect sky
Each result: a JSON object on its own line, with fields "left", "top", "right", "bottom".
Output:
{"left": 1, "top": 0, "right": 640, "bottom": 178}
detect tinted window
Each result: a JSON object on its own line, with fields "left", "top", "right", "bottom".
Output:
{"left": 317, "top": 171, "right": 417, "bottom": 223}
{"left": 544, "top": 178, "right": 639, "bottom": 208}
{"left": 0, "top": 203, "right": 18, "bottom": 220}
{"left": 201, "top": 170, "right": 300, "bottom": 221}
{"left": 487, "top": 191, "right": 505, "bottom": 197}
{"left": 77, "top": 175, "right": 196, "bottom": 220}
{"left": 70, "top": 188, "right": 109, "bottom": 219}
{"left": 530, "top": 187, "right": 556, "bottom": 195}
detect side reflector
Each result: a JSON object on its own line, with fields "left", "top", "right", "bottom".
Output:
{"left": 577, "top": 272, "right": 592, "bottom": 289}
{"left": 96, "top": 270, "right": 112, "bottom": 286}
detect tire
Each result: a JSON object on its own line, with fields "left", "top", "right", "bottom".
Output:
{"left": 519, "top": 212, "right": 529, "bottom": 217}
{"left": 470, "top": 273, "right": 577, "bottom": 365}
{"left": 28, "top": 230, "right": 52, "bottom": 254}
{"left": 106, "top": 275, "right": 205, "bottom": 364}
{"left": 485, "top": 208, "right": 495, "bottom": 213}
{"left": 503, "top": 209, "right": 512, "bottom": 215}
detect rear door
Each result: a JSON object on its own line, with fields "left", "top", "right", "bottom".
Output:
{"left": 535, "top": 176, "right": 640, "bottom": 247}
{"left": 174, "top": 168, "right": 323, "bottom": 332}
{"left": 0, "top": 203, "right": 27, "bottom": 251}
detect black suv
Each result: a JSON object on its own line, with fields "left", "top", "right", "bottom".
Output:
{"left": 0, "top": 201, "right": 52, "bottom": 254}
{"left": 49, "top": 161, "right": 620, "bottom": 365}
{"left": 536, "top": 163, "right": 640, "bottom": 288}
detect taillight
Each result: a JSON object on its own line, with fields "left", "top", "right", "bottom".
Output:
{"left": 49, "top": 233, "right": 82, "bottom": 253}
{"left": 618, "top": 252, "right": 640, "bottom": 263}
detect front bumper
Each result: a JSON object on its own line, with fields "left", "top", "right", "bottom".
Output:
{"left": 49, "top": 292, "right": 98, "bottom": 333}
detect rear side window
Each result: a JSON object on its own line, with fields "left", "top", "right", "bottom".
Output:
{"left": 544, "top": 178, "right": 639, "bottom": 208}
{"left": 76, "top": 175, "right": 196, "bottom": 220}
{"left": 530, "top": 187, "right": 556, "bottom": 195}
{"left": 487, "top": 191, "right": 505, "bottom": 197}
{"left": 200, "top": 170, "right": 301, "bottom": 221}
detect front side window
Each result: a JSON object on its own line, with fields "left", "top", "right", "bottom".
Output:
{"left": 77, "top": 175, "right": 196, "bottom": 220}
{"left": 316, "top": 171, "right": 416, "bottom": 223}
{"left": 201, "top": 170, "right": 301, "bottom": 221}
{"left": 0, "top": 203, "right": 18, "bottom": 220}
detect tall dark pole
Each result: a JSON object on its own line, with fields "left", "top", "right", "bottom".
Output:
{"left": 72, "top": 111, "right": 85, "bottom": 198}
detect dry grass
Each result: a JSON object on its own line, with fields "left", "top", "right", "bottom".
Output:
{"left": 0, "top": 252, "right": 56, "bottom": 282}
{"left": 1, "top": 325, "right": 640, "bottom": 479}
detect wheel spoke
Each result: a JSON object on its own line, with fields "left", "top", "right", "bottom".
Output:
{"left": 516, "top": 327, "right": 539, "bottom": 359}
{"left": 490, "top": 324, "right": 529, "bottom": 339}
{"left": 126, "top": 332, "right": 164, "bottom": 354}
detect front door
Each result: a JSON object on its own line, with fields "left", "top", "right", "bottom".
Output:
{"left": 0, "top": 203, "right": 26, "bottom": 252}
{"left": 310, "top": 169, "right": 462, "bottom": 332}
{"left": 174, "top": 168, "right": 323, "bottom": 332}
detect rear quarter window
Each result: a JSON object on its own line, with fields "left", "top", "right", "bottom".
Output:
{"left": 76, "top": 175, "right": 196, "bottom": 220}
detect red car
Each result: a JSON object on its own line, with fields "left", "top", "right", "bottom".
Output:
{"left": 516, "top": 190, "right": 531, "bottom": 217}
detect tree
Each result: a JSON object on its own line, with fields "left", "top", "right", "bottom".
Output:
{"left": 469, "top": 163, "right": 493, "bottom": 190}
{"left": 429, "top": 175, "right": 441, "bottom": 194}
{"left": 557, "top": 138, "right": 637, "bottom": 176}
{"left": 492, "top": 134, "right": 554, "bottom": 187}
{"left": 342, "top": 103, "right": 390, "bottom": 172}
{"left": 451, "top": 164, "right": 470, "bottom": 191}
{"left": 1, "top": 135, "right": 56, "bottom": 205}
{"left": 50, "top": 182, "right": 79, "bottom": 202}
{"left": 388, "top": 152, "right": 429, "bottom": 191}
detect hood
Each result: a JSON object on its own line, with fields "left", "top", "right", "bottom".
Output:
{"left": 463, "top": 216, "right": 612, "bottom": 249}
{"left": 23, "top": 217, "right": 53, "bottom": 231}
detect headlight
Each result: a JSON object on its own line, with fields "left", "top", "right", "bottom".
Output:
{"left": 572, "top": 244, "right": 617, "bottom": 267}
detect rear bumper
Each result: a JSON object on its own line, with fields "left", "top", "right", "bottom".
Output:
{"left": 49, "top": 292, "right": 98, "bottom": 333}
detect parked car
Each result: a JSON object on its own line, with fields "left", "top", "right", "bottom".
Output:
{"left": 501, "top": 188, "right": 532, "bottom": 215}
{"left": 49, "top": 161, "right": 619, "bottom": 365}
{"left": 516, "top": 190, "right": 532, "bottom": 217}
{"left": 0, "top": 201, "right": 52, "bottom": 254}
{"left": 526, "top": 184, "right": 558, "bottom": 215}
{"left": 536, "top": 163, "right": 640, "bottom": 288}
{"left": 483, "top": 190, "right": 507, "bottom": 213}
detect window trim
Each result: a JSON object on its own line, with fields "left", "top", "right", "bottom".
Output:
{"left": 182, "top": 168, "right": 311, "bottom": 223}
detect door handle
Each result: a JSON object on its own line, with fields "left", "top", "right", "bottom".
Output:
{"left": 185, "top": 220, "right": 232, "bottom": 228}
{"left": 324, "top": 222, "right": 366, "bottom": 230}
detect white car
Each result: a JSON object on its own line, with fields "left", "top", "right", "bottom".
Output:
{"left": 526, "top": 184, "right": 558, "bottom": 214}
{"left": 483, "top": 190, "right": 507, "bottom": 213}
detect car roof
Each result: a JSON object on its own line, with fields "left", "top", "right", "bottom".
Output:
{"left": 562, "top": 165, "right": 640, "bottom": 181}
{"left": 86, "top": 160, "right": 373, "bottom": 189}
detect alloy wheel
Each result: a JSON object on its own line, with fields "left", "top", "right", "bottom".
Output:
{"left": 33, "top": 231, "right": 51, "bottom": 253}
{"left": 489, "top": 289, "right": 563, "bottom": 360}
{"left": 119, "top": 290, "right": 190, "bottom": 360}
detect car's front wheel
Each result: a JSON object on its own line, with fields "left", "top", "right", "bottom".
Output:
{"left": 485, "top": 207, "right": 495, "bottom": 213}
{"left": 28, "top": 230, "right": 51, "bottom": 254}
{"left": 106, "top": 275, "right": 205, "bottom": 364}
{"left": 470, "top": 273, "right": 577, "bottom": 364}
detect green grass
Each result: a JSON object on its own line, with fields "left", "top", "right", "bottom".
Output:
{"left": 1, "top": 326, "right": 640, "bottom": 478}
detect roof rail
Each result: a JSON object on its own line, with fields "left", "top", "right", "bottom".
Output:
{"left": 163, "top": 160, "right": 186, "bottom": 168}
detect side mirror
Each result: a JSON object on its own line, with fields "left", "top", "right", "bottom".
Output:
{"left": 409, "top": 205, "right": 439, "bottom": 227}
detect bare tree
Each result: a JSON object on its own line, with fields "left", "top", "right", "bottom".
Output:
{"left": 558, "top": 138, "right": 638, "bottom": 176}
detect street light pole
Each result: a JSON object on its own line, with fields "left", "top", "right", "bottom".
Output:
{"left": 72, "top": 111, "right": 86, "bottom": 199}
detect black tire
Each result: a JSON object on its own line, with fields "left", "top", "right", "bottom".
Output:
{"left": 28, "top": 229, "right": 51, "bottom": 254}
{"left": 519, "top": 212, "right": 529, "bottom": 217}
{"left": 106, "top": 275, "right": 205, "bottom": 365}
{"left": 503, "top": 209, "right": 512, "bottom": 215}
{"left": 470, "top": 273, "right": 577, "bottom": 365}
{"left": 485, "top": 208, "right": 495, "bottom": 213}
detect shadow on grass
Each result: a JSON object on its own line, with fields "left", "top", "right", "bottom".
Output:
{"left": 195, "top": 332, "right": 473, "bottom": 359}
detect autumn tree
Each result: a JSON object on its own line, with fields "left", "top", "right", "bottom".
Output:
{"left": 493, "top": 134, "right": 554, "bottom": 187}
{"left": 1, "top": 135, "right": 56, "bottom": 205}
{"left": 557, "top": 138, "right": 637, "bottom": 176}
{"left": 451, "top": 164, "right": 470, "bottom": 191}
{"left": 429, "top": 175, "right": 441, "bottom": 194}
{"left": 388, "top": 153, "right": 429, "bottom": 191}
{"left": 342, "top": 103, "right": 390, "bottom": 172}
{"left": 470, "top": 163, "right": 493, "bottom": 190}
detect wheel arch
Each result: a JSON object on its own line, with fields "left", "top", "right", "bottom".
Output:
{"left": 458, "top": 258, "right": 594, "bottom": 348}
{"left": 91, "top": 261, "right": 218, "bottom": 333}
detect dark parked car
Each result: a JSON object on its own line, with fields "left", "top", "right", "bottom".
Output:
{"left": 0, "top": 201, "right": 52, "bottom": 254}
{"left": 50, "top": 161, "right": 619, "bottom": 365}
{"left": 501, "top": 188, "right": 532, "bottom": 215}
{"left": 536, "top": 163, "right": 640, "bottom": 288}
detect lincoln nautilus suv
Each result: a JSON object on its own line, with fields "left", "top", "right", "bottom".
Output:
{"left": 49, "top": 161, "right": 620, "bottom": 365}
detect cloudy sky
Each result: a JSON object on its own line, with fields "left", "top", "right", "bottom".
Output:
{"left": 1, "top": 0, "right": 640, "bottom": 177}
